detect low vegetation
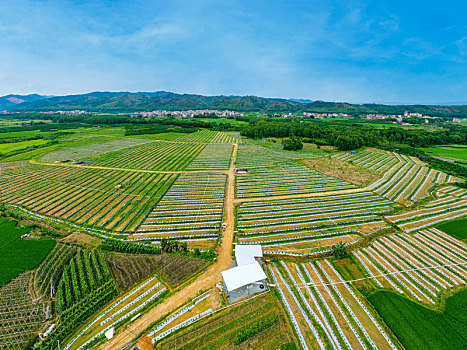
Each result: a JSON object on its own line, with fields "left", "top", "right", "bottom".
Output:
{"left": 0, "top": 217, "right": 55, "bottom": 286}
{"left": 368, "top": 289, "right": 467, "bottom": 350}
{"left": 303, "top": 156, "right": 380, "bottom": 187}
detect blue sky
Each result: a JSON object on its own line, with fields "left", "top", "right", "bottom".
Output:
{"left": 0, "top": 0, "right": 466, "bottom": 104}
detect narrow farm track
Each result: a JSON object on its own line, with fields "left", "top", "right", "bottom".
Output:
{"left": 97, "top": 144, "right": 238, "bottom": 349}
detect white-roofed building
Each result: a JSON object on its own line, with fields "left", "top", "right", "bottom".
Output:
{"left": 235, "top": 244, "right": 263, "bottom": 266}
{"left": 221, "top": 261, "right": 267, "bottom": 303}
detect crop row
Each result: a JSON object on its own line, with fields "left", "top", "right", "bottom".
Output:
{"left": 35, "top": 242, "right": 77, "bottom": 295}
{"left": 270, "top": 260, "right": 396, "bottom": 349}
{"left": 89, "top": 141, "right": 205, "bottom": 170}
{"left": 0, "top": 272, "right": 49, "bottom": 349}
{"left": 135, "top": 173, "right": 226, "bottom": 239}
{"left": 186, "top": 143, "right": 233, "bottom": 170}
{"left": 0, "top": 163, "right": 176, "bottom": 232}
{"left": 56, "top": 250, "right": 112, "bottom": 313}
{"left": 173, "top": 130, "right": 238, "bottom": 143}
{"left": 236, "top": 162, "right": 357, "bottom": 198}
{"left": 354, "top": 229, "right": 467, "bottom": 305}
{"left": 235, "top": 144, "right": 322, "bottom": 168}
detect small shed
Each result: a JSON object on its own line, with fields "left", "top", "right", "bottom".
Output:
{"left": 221, "top": 262, "right": 267, "bottom": 303}
{"left": 235, "top": 244, "right": 263, "bottom": 266}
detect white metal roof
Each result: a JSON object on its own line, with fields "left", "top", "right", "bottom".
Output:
{"left": 221, "top": 262, "right": 267, "bottom": 292}
{"left": 235, "top": 244, "right": 263, "bottom": 266}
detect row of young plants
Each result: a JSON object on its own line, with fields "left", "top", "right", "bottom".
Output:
{"left": 56, "top": 250, "right": 112, "bottom": 313}
{"left": 236, "top": 162, "right": 356, "bottom": 198}
{"left": 186, "top": 143, "right": 233, "bottom": 170}
{"left": 0, "top": 272, "right": 48, "bottom": 349}
{"left": 35, "top": 242, "right": 77, "bottom": 295}
{"left": 39, "top": 280, "right": 118, "bottom": 350}
{"left": 275, "top": 260, "right": 398, "bottom": 350}
{"left": 0, "top": 163, "right": 177, "bottom": 232}
{"left": 90, "top": 140, "right": 205, "bottom": 171}
{"left": 63, "top": 276, "right": 165, "bottom": 350}
{"left": 354, "top": 230, "right": 467, "bottom": 306}
{"left": 136, "top": 173, "right": 226, "bottom": 240}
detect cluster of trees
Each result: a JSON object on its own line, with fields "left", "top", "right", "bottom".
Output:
{"left": 100, "top": 238, "right": 161, "bottom": 254}
{"left": 282, "top": 136, "right": 303, "bottom": 151}
{"left": 331, "top": 242, "right": 350, "bottom": 259}
{"left": 241, "top": 119, "right": 467, "bottom": 150}
{"left": 160, "top": 239, "right": 188, "bottom": 253}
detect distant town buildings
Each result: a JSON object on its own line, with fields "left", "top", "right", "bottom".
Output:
{"left": 302, "top": 112, "right": 350, "bottom": 118}
{"left": 134, "top": 109, "right": 244, "bottom": 118}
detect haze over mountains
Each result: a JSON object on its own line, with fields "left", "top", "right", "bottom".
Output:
{"left": 1, "top": 91, "right": 467, "bottom": 117}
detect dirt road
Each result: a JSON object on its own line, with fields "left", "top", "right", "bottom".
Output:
{"left": 97, "top": 144, "right": 238, "bottom": 349}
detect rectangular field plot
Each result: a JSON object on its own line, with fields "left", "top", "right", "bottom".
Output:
{"left": 0, "top": 163, "right": 176, "bottom": 232}
{"left": 88, "top": 141, "right": 205, "bottom": 170}
{"left": 353, "top": 229, "right": 467, "bottom": 305}
{"left": 235, "top": 144, "right": 322, "bottom": 168}
{"left": 186, "top": 143, "right": 233, "bottom": 170}
{"left": 269, "top": 261, "right": 398, "bottom": 350}
{"left": 154, "top": 292, "right": 293, "bottom": 349}
{"left": 236, "top": 192, "right": 396, "bottom": 254}
{"left": 236, "top": 162, "right": 357, "bottom": 198}
{"left": 173, "top": 130, "right": 239, "bottom": 143}
{"left": 333, "top": 149, "right": 457, "bottom": 206}
{"left": 63, "top": 275, "right": 167, "bottom": 350}
{"left": 0, "top": 272, "right": 49, "bottom": 350}
{"left": 40, "top": 138, "right": 153, "bottom": 163}
{"left": 133, "top": 173, "right": 227, "bottom": 240}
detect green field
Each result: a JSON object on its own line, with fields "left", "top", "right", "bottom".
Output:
{"left": 436, "top": 217, "right": 467, "bottom": 240}
{"left": 0, "top": 138, "right": 49, "bottom": 154}
{"left": 421, "top": 145, "right": 467, "bottom": 161}
{"left": 368, "top": 290, "right": 467, "bottom": 350}
{"left": 0, "top": 218, "right": 55, "bottom": 286}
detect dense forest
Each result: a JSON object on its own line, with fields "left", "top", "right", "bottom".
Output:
{"left": 240, "top": 120, "right": 467, "bottom": 150}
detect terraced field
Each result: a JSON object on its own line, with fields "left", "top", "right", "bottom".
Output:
{"left": 353, "top": 229, "right": 467, "bottom": 305}
{"left": 237, "top": 191, "right": 396, "bottom": 255}
{"left": 0, "top": 162, "right": 176, "bottom": 232}
{"left": 133, "top": 172, "right": 226, "bottom": 242}
{"left": 386, "top": 187, "right": 467, "bottom": 232}
{"left": 333, "top": 150, "right": 456, "bottom": 206}
{"left": 269, "top": 260, "right": 398, "bottom": 350}
{"left": 236, "top": 162, "right": 357, "bottom": 198}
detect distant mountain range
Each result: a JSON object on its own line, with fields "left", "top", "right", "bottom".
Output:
{"left": 0, "top": 94, "right": 49, "bottom": 109}
{"left": 1, "top": 91, "right": 467, "bottom": 117}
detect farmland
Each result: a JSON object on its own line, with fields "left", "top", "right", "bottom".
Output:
{"left": 236, "top": 162, "right": 357, "bottom": 198}
{"left": 333, "top": 149, "right": 457, "bottom": 206}
{"left": 236, "top": 191, "right": 395, "bottom": 255}
{"left": 368, "top": 289, "right": 467, "bottom": 350}
{"left": 155, "top": 292, "right": 294, "bottom": 349}
{"left": 1, "top": 120, "right": 467, "bottom": 350}
{"left": 0, "top": 217, "right": 55, "bottom": 286}
{"left": 421, "top": 144, "right": 467, "bottom": 162}
{"left": 0, "top": 272, "right": 49, "bottom": 349}
{"left": 436, "top": 217, "right": 467, "bottom": 240}
{"left": 0, "top": 163, "right": 176, "bottom": 232}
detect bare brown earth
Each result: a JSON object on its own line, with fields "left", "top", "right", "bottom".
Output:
{"left": 303, "top": 157, "right": 380, "bottom": 187}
